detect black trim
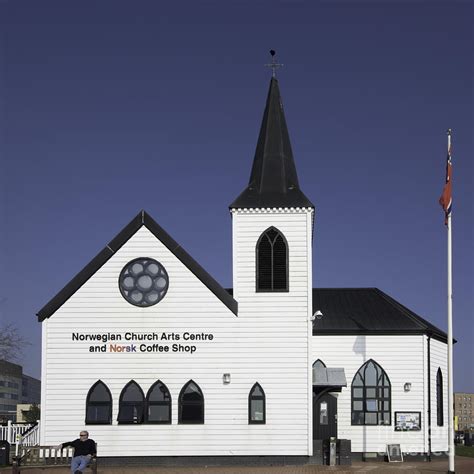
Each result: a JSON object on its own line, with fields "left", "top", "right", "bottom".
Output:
{"left": 145, "top": 380, "right": 171, "bottom": 424}
{"left": 85, "top": 380, "right": 112, "bottom": 425}
{"left": 117, "top": 380, "right": 145, "bottom": 424}
{"left": 312, "top": 359, "right": 326, "bottom": 369}
{"left": 178, "top": 380, "right": 204, "bottom": 424}
{"left": 248, "top": 382, "right": 266, "bottom": 424}
{"left": 256, "top": 227, "right": 289, "bottom": 292}
{"left": 37, "top": 210, "right": 238, "bottom": 320}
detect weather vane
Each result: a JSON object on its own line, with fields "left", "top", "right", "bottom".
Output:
{"left": 265, "top": 50, "right": 283, "bottom": 78}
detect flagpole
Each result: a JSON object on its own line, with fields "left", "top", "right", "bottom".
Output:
{"left": 446, "top": 129, "right": 454, "bottom": 474}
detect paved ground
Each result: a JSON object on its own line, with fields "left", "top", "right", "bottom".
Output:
{"left": 1, "top": 457, "right": 474, "bottom": 474}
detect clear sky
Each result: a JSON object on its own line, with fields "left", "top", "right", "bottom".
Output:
{"left": 1, "top": 1, "right": 472, "bottom": 391}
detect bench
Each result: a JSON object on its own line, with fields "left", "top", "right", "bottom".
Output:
{"left": 12, "top": 445, "right": 97, "bottom": 473}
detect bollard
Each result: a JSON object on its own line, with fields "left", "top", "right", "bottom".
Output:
{"left": 329, "top": 436, "right": 337, "bottom": 466}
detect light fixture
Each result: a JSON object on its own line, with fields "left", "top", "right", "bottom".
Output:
{"left": 404, "top": 382, "right": 412, "bottom": 392}
{"left": 223, "top": 373, "right": 231, "bottom": 384}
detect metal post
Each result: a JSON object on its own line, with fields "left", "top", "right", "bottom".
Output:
{"left": 6, "top": 420, "right": 12, "bottom": 444}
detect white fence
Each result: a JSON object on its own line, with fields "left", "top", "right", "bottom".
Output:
{"left": 0, "top": 420, "right": 34, "bottom": 444}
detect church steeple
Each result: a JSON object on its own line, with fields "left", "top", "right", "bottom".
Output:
{"left": 230, "top": 77, "right": 314, "bottom": 209}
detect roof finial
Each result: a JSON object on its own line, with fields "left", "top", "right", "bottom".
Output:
{"left": 265, "top": 49, "right": 283, "bottom": 78}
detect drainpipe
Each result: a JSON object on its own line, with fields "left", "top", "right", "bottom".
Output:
{"left": 427, "top": 335, "right": 432, "bottom": 462}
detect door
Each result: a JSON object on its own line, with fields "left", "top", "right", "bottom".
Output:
{"left": 313, "top": 391, "right": 337, "bottom": 440}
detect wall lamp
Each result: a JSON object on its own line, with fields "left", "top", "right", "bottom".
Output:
{"left": 223, "top": 373, "right": 231, "bottom": 384}
{"left": 404, "top": 382, "right": 412, "bottom": 392}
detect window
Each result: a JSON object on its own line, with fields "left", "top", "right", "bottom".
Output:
{"left": 437, "top": 368, "right": 444, "bottom": 426}
{"left": 85, "top": 380, "right": 112, "bottom": 424}
{"left": 146, "top": 380, "right": 171, "bottom": 424}
{"left": 313, "top": 359, "right": 326, "bottom": 371}
{"left": 351, "top": 359, "right": 391, "bottom": 425}
{"left": 118, "top": 380, "right": 145, "bottom": 424}
{"left": 319, "top": 401, "right": 328, "bottom": 425}
{"left": 118, "top": 257, "right": 169, "bottom": 307}
{"left": 249, "top": 382, "right": 266, "bottom": 424}
{"left": 178, "top": 380, "right": 204, "bottom": 424}
{"left": 256, "top": 227, "right": 288, "bottom": 292}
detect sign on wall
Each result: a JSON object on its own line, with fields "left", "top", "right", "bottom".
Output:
{"left": 394, "top": 412, "right": 421, "bottom": 431}
{"left": 71, "top": 331, "right": 214, "bottom": 354}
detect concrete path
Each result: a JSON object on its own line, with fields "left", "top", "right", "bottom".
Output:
{"left": 1, "top": 457, "right": 474, "bottom": 474}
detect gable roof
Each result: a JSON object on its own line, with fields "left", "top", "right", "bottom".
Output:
{"left": 37, "top": 211, "right": 238, "bottom": 321}
{"left": 312, "top": 288, "right": 448, "bottom": 343}
{"left": 229, "top": 78, "right": 314, "bottom": 210}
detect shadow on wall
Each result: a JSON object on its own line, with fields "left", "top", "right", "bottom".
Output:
{"left": 353, "top": 335, "right": 367, "bottom": 453}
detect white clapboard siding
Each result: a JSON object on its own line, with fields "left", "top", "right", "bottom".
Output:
{"left": 430, "top": 337, "right": 448, "bottom": 452}
{"left": 42, "top": 214, "right": 313, "bottom": 456}
{"left": 312, "top": 335, "right": 427, "bottom": 454}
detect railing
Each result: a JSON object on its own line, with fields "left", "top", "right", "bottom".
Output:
{"left": 0, "top": 421, "right": 33, "bottom": 444}
{"left": 17, "top": 422, "right": 40, "bottom": 452}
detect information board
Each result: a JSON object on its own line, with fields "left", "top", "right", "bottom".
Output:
{"left": 387, "top": 444, "right": 403, "bottom": 462}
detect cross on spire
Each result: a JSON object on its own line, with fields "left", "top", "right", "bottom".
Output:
{"left": 265, "top": 50, "right": 283, "bottom": 78}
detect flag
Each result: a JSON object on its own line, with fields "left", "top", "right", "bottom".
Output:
{"left": 439, "top": 138, "right": 452, "bottom": 225}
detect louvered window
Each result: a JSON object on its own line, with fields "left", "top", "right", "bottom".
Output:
{"left": 437, "top": 368, "right": 444, "bottom": 426}
{"left": 85, "top": 380, "right": 112, "bottom": 424}
{"left": 256, "top": 227, "right": 288, "bottom": 292}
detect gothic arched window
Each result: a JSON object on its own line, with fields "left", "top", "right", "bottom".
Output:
{"left": 85, "top": 380, "right": 112, "bottom": 424}
{"left": 117, "top": 380, "right": 145, "bottom": 424}
{"left": 248, "top": 383, "right": 266, "bottom": 424}
{"left": 437, "top": 368, "right": 444, "bottom": 426}
{"left": 351, "top": 359, "right": 391, "bottom": 426}
{"left": 178, "top": 380, "right": 204, "bottom": 424}
{"left": 256, "top": 227, "right": 288, "bottom": 292}
{"left": 146, "top": 380, "right": 171, "bottom": 424}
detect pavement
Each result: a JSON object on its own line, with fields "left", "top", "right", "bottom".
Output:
{"left": 1, "top": 457, "right": 474, "bottom": 474}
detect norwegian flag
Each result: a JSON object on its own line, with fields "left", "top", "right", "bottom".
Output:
{"left": 439, "top": 138, "right": 452, "bottom": 225}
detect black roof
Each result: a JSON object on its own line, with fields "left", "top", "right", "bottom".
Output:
{"left": 312, "top": 288, "right": 448, "bottom": 343}
{"left": 229, "top": 78, "right": 314, "bottom": 209}
{"left": 37, "top": 211, "right": 238, "bottom": 321}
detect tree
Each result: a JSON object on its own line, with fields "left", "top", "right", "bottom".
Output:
{"left": 23, "top": 403, "right": 41, "bottom": 423}
{"left": 0, "top": 323, "right": 30, "bottom": 361}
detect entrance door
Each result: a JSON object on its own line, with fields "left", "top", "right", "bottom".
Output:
{"left": 313, "top": 391, "right": 337, "bottom": 440}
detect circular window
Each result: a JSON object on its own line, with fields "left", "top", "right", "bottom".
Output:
{"left": 119, "top": 257, "right": 169, "bottom": 307}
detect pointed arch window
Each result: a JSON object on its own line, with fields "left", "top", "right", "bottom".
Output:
{"left": 437, "top": 368, "right": 444, "bottom": 426}
{"left": 351, "top": 359, "right": 391, "bottom": 426}
{"left": 85, "top": 380, "right": 112, "bottom": 424}
{"left": 256, "top": 227, "right": 289, "bottom": 292}
{"left": 313, "top": 359, "right": 326, "bottom": 371}
{"left": 178, "top": 380, "right": 204, "bottom": 424}
{"left": 117, "top": 380, "right": 145, "bottom": 424}
{"left": 249, "top": 383, "right": 266, "bottom": 424}
{"left": 146, "top": 380, "right": 171, "bottom": 424}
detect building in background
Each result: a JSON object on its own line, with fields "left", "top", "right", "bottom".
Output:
{"left": 0, "top": 360, "right": 41, "bottom": 422}
{"left": 455, "top": 393, "right": 473, "bottom": 431}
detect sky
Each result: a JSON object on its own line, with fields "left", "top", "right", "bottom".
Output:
{"left": 1, "top": 1, "right": 472, "bottom": 391}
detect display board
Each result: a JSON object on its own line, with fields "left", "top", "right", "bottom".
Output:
{"left": 394, "top": 412, "right": 421, "bottom": 431}
{"left": 387, "top": 444, "right": 403, "bottom": 462}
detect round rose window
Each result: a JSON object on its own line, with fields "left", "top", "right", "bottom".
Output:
{"left": 119, "top": 257, "right": 169, "bottom": 307}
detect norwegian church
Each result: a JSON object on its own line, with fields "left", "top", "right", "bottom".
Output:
{"left": 38, "top": 76, "right": 449, "bottom": 464}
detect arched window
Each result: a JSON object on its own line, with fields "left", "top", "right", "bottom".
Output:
{"left": 313, "top": 359, "right": 326, "bottom": 371}
{"left": 178, "top": 380, "right": 204, "bottom": 424}
{"left": 248, "top": 383, "right": 266, "bottom": 424}
{"left": 85, "top": 380, "right": 112, "bottom": 424}
{"left": 256, "top": 227, "right": 288, "bottom": 292}
{"left": 351, "top": 359, "right": 391, "bottom": 426}
{"left": 437, "top": 368, "right": 444, "bottom": 426}
{"left": 146, "top": 380, "right": 171, "bottom": 424}
{"left": 117, "top": 380, "right": 145, "bottom": 424}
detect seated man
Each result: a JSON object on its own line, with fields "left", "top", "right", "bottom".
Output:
{"left": 58, "top": 430, "right": 96, "bottom": 474}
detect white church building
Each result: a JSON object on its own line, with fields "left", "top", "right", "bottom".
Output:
{"left": 37, "top": 77, "right": 449, "bottom": 465}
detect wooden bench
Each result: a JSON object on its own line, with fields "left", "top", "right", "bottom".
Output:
{"left": 12, "top": 445, "right": 97, "bottom": 473}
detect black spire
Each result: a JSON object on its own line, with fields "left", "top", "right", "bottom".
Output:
{"left": 230, "top": 78, "right": 314, "bottom": 209}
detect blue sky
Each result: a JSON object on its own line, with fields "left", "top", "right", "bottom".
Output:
{"left": 1, "top": 1, "right": 473, "bottom": 391}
